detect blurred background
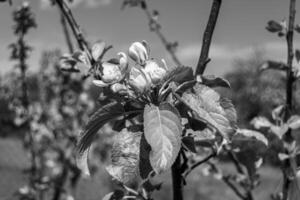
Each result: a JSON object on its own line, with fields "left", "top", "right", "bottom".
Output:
{"left": 1, "top": 0, "right": 300, "bottom": 200}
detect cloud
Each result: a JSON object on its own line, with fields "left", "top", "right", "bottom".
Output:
{"left": 40, "top": 0, "right": 112, "bottom": 9}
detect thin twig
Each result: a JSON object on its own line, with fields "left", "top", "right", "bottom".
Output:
{"left": 60, "top": 11, "right": 74, "bottom": 53}
{"left": 222, "top": 175, "right": 246, "bottom": 200}
{"left": 55, "top": 0, "right": 90, "bottom": 56}
{"left": 183, "top": 151, "right": 216, "bottom": 178}
{"left": 140, "top": 2, "right": 182, "bottom": 66}
{"left": 195, "top": 0, "right": 222, "bottom": 75}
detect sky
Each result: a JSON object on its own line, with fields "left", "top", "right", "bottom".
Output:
{"left": 1, "top": 0, "right": 300, "bottom": 76}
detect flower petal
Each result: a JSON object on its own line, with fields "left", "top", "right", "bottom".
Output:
{"left": 92, "top": 41, "right": 106, "bottom": 61}
{"left": 93, "top": 80, "right": 108, "bottom": 87}
{"left": 128, "top": 42, "right": 148, "bottom": 65}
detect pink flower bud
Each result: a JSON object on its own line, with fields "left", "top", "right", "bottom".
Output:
{"left": 128, "top": 42, "right": 149, "bottom": 65}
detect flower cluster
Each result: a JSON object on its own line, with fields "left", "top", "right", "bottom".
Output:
{"left": 94, "top": 41, "right": 168, "bottom": 96}
{"left": 61, "top": 41, "right": 168, "bottom": 99}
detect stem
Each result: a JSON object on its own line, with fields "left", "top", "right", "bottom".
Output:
{"left": 282, "top": 0, "right": 296, "bottom": 199}
{"left": 55, "top": 0, "right": 90, "bottom": 55}
{"left": 141, "top": 3, "right": 182, "bottom": 66}
{"left": 183, "top": 151, "right": 216, "bottom": 178}
{"left": 60, "top": 11, "right": 74, "bottom": 53}
{"left": 171, "top": 155, "right": 183, "bottom": 200}
{"left": 195, "top": 0, "right": 222, "bottom": 75}
{"left": 222, "top": 176, "right": 246, "bottom": 200}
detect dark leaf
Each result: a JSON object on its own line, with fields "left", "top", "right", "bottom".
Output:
{"left": 197, "top": 75, "right": 231, "bottom": 88}
{"left": 261, "top": 60, "right": 288, "bottom": 71}
{"left": 296, "top": 49, "right": 300, "bottom": 63}
{"left": 266, "top": 20, "right": 283, "bottom": 33}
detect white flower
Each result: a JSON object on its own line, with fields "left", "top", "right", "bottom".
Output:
{"left": 128, "top": 41, "right": 149, "bottom": 65}
{"left": 144, "top": 60, "right": 167, "bottom": 84}
{"left": 128, "top": 67, "right": 151, "bottom": 93}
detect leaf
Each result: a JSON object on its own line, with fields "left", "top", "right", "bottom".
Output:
{"left": 102, "top": 190, "right": 124, "bottom": 200}
{"left": 272, "top": 105, "right": 285, "bottom": 121}
{"left": 295, "top": 24, "right": 300, "bottom": 33}
{"left": 270, "top": 125, "right": 289, "bottom": 139}
{"left": 106, "top": 127, "right": 141, "bottom": 184}
{"left": 164, "top": 66, "right": 194, "bottom": 84}
{"left": 192, "top": 128, "right": 217, "bottom": 147}
{"left": 251, "top": 116, "right": 272, "bottom": 129}
{"left": 296, "top": 50, "right": 300, "bottom": 63}
{"left": 76, "top": 102, "right": 124, "bottom": 176}
{"left": 92, "top": 41, "right": 106, "bottom": 61}
{"left": 287, "top": 115, "right": 300, "bottom": 130}
{"left": 143, "top": 103, "right": 182, "bottom": 174}
{"left": 261, "top": 60, "right": 288, "bottom": 71}
{"left": 232, "top": 129, "right": 268, "bottom": 178}
{"left": 182, "top": 136, "right": 197, "bottom": 153}
{"left": 234, "top": 129, "right": 268, "bottom": 146}
{"left": 76, "top": 147, "right": 90, "bottom": 176}
{"left": 197, "top": 75, "right": 231, "bottom": 88}
{"left": 77, "top": 102, "right": 125, "bottom": 153}
{"left": 266, "top": 20, "right": 283, "bottom": 33}
{"left": 139, "top": 133, "right": 153, "bottom": 179}
{"left": 181, "top": 84, "right": 237, "bottom": 140}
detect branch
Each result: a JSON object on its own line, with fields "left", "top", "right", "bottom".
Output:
{"left": 183, "top": 151, "right": 216, "bottom": 178}
{"left": 171, "top": 155, "right": 183, "bottom": 200}
{"left": 282, "top": 0, "right": 297, "bottom": 199}
{"left": 195, "top": 0, "right": 222, "bottom": 75}
{"left": 139, "top": 2, "right": 182, "bottom": 66}
{"left": 55, "top": 0, "right": 90, "bottom": 56}
{"left": 222, "top": 175, "right": 247, "bottom": 200}
{"left": 60, "top": 11, "right": 74, "bottom": 53}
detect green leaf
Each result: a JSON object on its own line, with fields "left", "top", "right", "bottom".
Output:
{"left": 102, "top": 190, "right": 124, "bottom": 200}
{"left": 261, "top": 60, "right": 288, "bottom": 72}
{"left": 181, "top": 84, "right": 237, "bottom": 140}
{"left": 143, "top": 103, "right": 182, "bottom": 174}
{"left": 287, "top": 115, "right": 300, "bottom": 130}
{"left": 296, "top": 49, "right": 300, "bottom": 63}
{"left": 76, "top": 102, "right": 124, "bottom": 175}
{"left": 266, "top": 20, "right": 283, "bottom": 33}
{"left": 251, "top": 116, "right": 272, "bottom": 129}
{"left": 234, "top": 129, "right": 268, "bottom": 147}
{"left": 92, "top": 41, "right": 106, "bottom": 61}
{"left": 106, "top": 127, "right": 142, "bottom": 184}
{"left": 197, "top": 75, "right": 231, "bottom": 88}
{"left": 77, "top": 102, "right": 125, "bottom": 153}
{"left": 139, "top": 133, "right": 153, "bottom": 179}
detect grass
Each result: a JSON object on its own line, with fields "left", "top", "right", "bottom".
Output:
{"left": 0, "top": 138, "right": 288, "bottom": 200}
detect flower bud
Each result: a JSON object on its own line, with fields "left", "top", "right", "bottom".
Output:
{"left": 144, "top": 60, "right": 167, "bottom": 84}
{"left": 111, "top": 83, "right": 128, "bottom": 94}
{"left": 117, "top": 52, "right": 129, "bottom": 73}
{"left": 128, "top": 42, "right": 149, "bottom": 65}
{"left": 101, "top": 62, "right": 122, "bottom": 83}
{"left": 128, "top": 67, "right": 150, "bottom": 93}
{"left": 91, "top": 41, "right": 106, "bottom": 61}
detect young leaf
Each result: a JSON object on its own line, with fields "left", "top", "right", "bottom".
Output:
{"left": 181, "top": 84, "right": 237, "bottom": 140}
{"left": 77, "top": 102, "right": 124, "bottom": 154}
{"left": 287, "top": 115, "right": 300, "bottom": 130}
{"left": 197, "top": 75, "right": 231, "bottom": 88}
{"left": 261, "top": 60, "right": 288, "bottom": 71}
{"left": 92, "top": 41, "right": 106, "bottom": 61}
{"left": 143, "top": 103, "right": 182, "bottom": 174}
{"left": 235, "top": 129, "right": 268, "bottom": 147}
{"left": 76, "top": 147, "right": 90, "bottom": 176}
{"left": 296, "top": 49, "right": 300, "bottom": 63}
{"left": 266, "top": 20, "right": 283, "bottom": 33}
{"left": 102, "top": 190, "right": 124, "bottom": 200}
{"left": 139, "top": 133, "right": 153, "bottom": 179}
{"left": 106, "top": 127, "right": 141, "bottom": 184}
{"left": 251, "top": 116, "right": 272, "bottom": 129}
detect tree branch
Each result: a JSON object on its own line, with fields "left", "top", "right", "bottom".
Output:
{"left": 140, "top": 2, "right": 182, "bottom": 66}
{"left": 282, "top": 0, "right": 297, "bottom": 199}
{"left": 60, "top": 11, "right": 74, "bottom": 53}
{"left": 171, "top": 155, "right": 183, "bottom": 200}
{"left": 183, "top": 151, "right": 216, "bottom": 178}
{"left": 195, "top": 0, "right": 222, "bottom": 75}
